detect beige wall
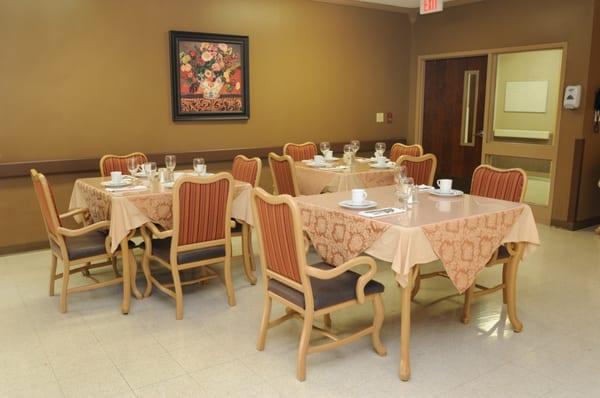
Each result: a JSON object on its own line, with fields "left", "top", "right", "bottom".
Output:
{"left": 0, "top": 0, "right": 411, "bottom": 250}
{"left": 493, "top": 49, "right": 563, "bottom": 142}
{"left": 407, "top": 0, "right": 596, "bottom": 223}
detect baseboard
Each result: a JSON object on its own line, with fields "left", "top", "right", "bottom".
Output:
{"left": 551, "top": 216, "right": 600, "bottom": 231}
{"left": 0, "top": 241, "right": 49, "bottom": 256}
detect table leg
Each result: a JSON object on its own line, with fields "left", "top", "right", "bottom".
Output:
{"left": 399, "top": 267, "right": 416, "bottom": 381}
{"left": 120, "top": 237, "right": 131, "bottom": 315}
{"left": 505, "top": 242, "right": 525, "bottom": 332}
{"left": 129, "top": 249, "right": 143, "bottom": 300}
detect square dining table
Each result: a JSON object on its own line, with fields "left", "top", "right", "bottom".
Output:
{"left": 68, "top": 175, "right": 254, "bottom": 313}
{"left": 294, "top": 185, "right": 540, "bottom": 381}
{"left": 295, "top": 159, "right": 396, "bottom": 195}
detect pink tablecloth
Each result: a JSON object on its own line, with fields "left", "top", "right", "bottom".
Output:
{"left": 69, "top": 177, "right": 253, "bottom": 252}
{"left": 295, "top": 186, "right": 540, "bottom": 293}
{"left": 295, "top": 160, "right": 395, "bottom": 195}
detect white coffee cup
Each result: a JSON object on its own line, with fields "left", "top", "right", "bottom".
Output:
{"left": 351, "top": 189, "right": 368, "bottom": 205}
{"left": 111, "top": 171, "right": 123, "bottom": 183}
{"left": 313, "top": 155, "right": 325, "bottom": 165}
{"left": 194, "top": 164, "right": 207, "bottom": 175}
{"left": 377, "top": 157, "right": 387, "bottom": 167}
{"left": 324, "top": 150, "right": 333, "bottom": 160}
{"left": 437, "top": 179, "right": 453, "bottom": 193}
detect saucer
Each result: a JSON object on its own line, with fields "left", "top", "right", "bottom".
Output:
{"left": 430, "top": 189, "right": 464, "bottom": 197}
{"left": 163, "top": 181, "right": 175, "bottom": 189}
{"left": 369, "top": 163, "right": 394, "bottom": 169}
{"left": 101, "top": 180, "right": 132, "bottom": 188}
{"left": 305, "top": 161, "right": 328, "bottom": 168}
{"left": 338, "top": 200, "right": 377, "bottom": 209}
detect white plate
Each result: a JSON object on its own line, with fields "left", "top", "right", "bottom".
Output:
{"left": 324, "top": 157, "right": 339, "bottom": 161}
{"left": 134, "top": 171, "right": 149, "bottom": 178}
{"left": 101, "top": 180, "right": 132, "bottom": 188}
{"left": 369, "top": 163, "right": 394, "bottom": 169}
{"left": 305, "top": 161, "right": 328, "bottom": 168}
{"left": 163, "top": 182, "right": 175, "bottom": 189}
{"left": 430, "top": 189, "right": 464, "bottom": 197}
{"left": 369, "top": 157, "right": 389, "bottom": 162}
{"left": 338, "top": 200, "right": 377, "bottom": 209}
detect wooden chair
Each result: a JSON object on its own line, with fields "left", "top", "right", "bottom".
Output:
{"left": 99, "top": 152, "right": 148, "bottom": 176}
{"left": 252, "top": 187, "right": 386, "bottom": 381}
{"left": 268, "top": 152, "right": 300, "bottom": 196}
{"left": 396, "top": 153, "right": 437, "bottom": 186}
{"left": 283, "top": 142, "right": 318, "bottom": 161}
{"left": 231, "top": 155, "right": 262, "bottom": 284}
{"left": 140, "top": 173, "right": 236, "bottom": 320}
{"left": 389, "top": 143, "right": 423, "bottom": 162}
{"left": 30, "top": 169, "right": 130, "bottom": 313}
{"left": 461, "top": 165, "right": 527, "bottom": 322}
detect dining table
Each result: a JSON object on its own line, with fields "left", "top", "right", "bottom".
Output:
{"left": 68, "top": 174, "right": 255, "bottom": 313}
{"left": 293, "top": 185, "right": 540, "bottom": 381}
{"left": 294, "top": 158, "right": 396, "bottom": 195}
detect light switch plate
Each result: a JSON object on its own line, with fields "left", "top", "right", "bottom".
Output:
{"left": 376, "top": 112, "right": 384, "bottom": 123}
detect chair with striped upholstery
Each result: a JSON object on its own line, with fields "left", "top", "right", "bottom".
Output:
{"left": 231, "top": 155, "right": 262, "bottom": 284}
{"left": 30, "top": 169, "right": 129, "bottom": 313}
{"left": 268, "top": 152, "right": 300, "bottom": 196}
{"left": 140, "top": 173, "right": 235, "bottom": 320}
{"left": 460, "top": 165, "right": 527, "bottom": 323}
{"left": 389, "top": 143, "right": 423, "bottom": 162}
{"left": 252, "top": 187, "right": 386, "bottom": 381}
{"left": 283, "top": 142, "right": 318, "bottom": 161}
{"left": 396, "top": 153, "right": 437, "bottom": 186}
{"left": 99, "top": 152, "right": 148, "bottom": 177}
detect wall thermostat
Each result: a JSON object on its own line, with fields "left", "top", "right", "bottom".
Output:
{"left": 563, "top": 85, "right": 582, "bottom": 109}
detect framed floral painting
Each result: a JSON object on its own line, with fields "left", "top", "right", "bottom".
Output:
{"left": 169, "top": 31, "right": 249, "bottom": 121}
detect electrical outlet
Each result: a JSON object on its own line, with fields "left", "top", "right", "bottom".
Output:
{"left": 376, "top": 113, "right": 384, "bottom": 123}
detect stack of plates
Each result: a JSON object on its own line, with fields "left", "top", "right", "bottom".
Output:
{"left": 430, "top": 189, "right": 464, "bottom": 197}
{"left": 338, "top": 200, "right": 377, "bottom": 209}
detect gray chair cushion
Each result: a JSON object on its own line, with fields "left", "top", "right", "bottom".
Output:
{"left": 497, "top": 244, "right": 509, "bottom": 259}
{"left": 268, "top": 262, "right": 384, "bottom": 310}
{"left": 151, "top": 237, "right": 226, "bottom": 265}
{"left": 64, "top": 231, "right": 108, "bottom": 260}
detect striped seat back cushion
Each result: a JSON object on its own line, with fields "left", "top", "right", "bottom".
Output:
{"left": 177, "top": 179, "right": 230, "bottom": 245}
{"left": 102, "top": 154, "right": 147, "bottom": 176}
{"left": 254, "top": 197, "right": 302, "bottom": 283}
{"left": 402, "top": 158, "right": 434, "bottom": 186}
{"left": 284, "top": 143, "right": 317, "bottom": 161}
{"left": 471, "top": 167, "right": 525, "bottom": 203}
{"left": 232, "top": 157, "right": 259, "bottom": 186}
{"left": 390, "top": 144, "right": 421, "bottom": 162}
{"left": 271, "top": 159, "right": 296, "bottom": 196}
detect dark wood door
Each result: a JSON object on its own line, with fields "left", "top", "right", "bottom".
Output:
{"left": 422, "top": 56, "right": 487, "bottom": 192}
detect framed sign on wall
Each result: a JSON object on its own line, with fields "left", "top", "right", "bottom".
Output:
{"left": 169, "top": 31, "right": 249, "bottom": 121}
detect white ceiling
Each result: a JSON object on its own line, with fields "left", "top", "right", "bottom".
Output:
{"left": 357, "top": 0, "right": 455, "bottom": 8}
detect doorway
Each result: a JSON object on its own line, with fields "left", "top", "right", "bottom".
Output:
{"left": 421, "top": 56, "right": 488, "bottom": 192}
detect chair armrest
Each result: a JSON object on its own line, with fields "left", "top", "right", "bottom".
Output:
{"left": 59, "top": 207, "right": 91, "bottom": 225}
{"left": 142, "top": 222, "right": 173, "bottom": 239}
{"left": 56, "top": 220, "right": 110, "bottom": 237}
{"left": 305, "top": 256, "right": 378, "bottom": 304}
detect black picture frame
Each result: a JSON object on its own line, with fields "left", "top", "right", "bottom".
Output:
{"left": 169, "top": 31, "right": 249, "bottom": 121}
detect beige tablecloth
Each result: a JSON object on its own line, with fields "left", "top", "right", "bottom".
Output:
{"left": 69, "top": 177, "right": 253, "bottom": 252}
{"left": 295, "top": 186, "right": 540, "bottom": 293}
{"left": 295, "top": 160, "right": 395, "bottom": 195}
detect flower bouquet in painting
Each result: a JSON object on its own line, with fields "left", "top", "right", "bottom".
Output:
{"left": 170, "top": 31, "right": 249, "bottom": 120}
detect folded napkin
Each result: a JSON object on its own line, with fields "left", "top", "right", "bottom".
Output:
{"left": 417, "top": 184, "right": 434, "bottom": 190}
{"left": 359, "top": 207, "right": 405, "bottom": 218}
{"left": 105, "top": 185, "right": 148, "bottom": 193}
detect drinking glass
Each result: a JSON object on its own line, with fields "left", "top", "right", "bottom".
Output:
{"left": 193, "top": 157, "right": 206, "bottom": 175}
{"left": 126, "top": 157, "right": 139, "bottom": 176}
{"left": 405, "top": 177, "right": 417, "bottom": 204}
{"left": 144, "top": 162, "right": 157, "bottom": 179}
{"left": 319, "top": 142, "right": 330, "bottom": 155}
{"left": 375, "top": 142, "right": 386, "bottom": 157}
{"left": 165, "top": 155, "right": 176, "bottom": 172}
{"left": 395, "top": 182, "right": 412, "bottom": 211}
{"left": 343, "top": 144, "right": 354, "bottom": 166}
{"left": 350, "top": 140, "right": 360, "bottom": 155}
{"left": 394, "top": 165, "right": 407, "bottom": 185}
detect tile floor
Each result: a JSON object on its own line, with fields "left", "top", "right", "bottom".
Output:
{"left": 0, "top": 224, "right": 599, "bottom": 397}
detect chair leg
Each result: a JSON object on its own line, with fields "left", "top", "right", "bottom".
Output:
{"left": 247, "top": 229, "right": 256, "bottom": 271}
{"left": 323, "top": 313, "right": 332, "bottom": 329}
{"left": 257, "top": 296, "right": 272, "bottom": 351}
{"left": 59, "top": 262, "right": 70, "bottom": 313}
{"left": 241, "top": 225, "right": 257, "bottom": 285}
{"left": 224, "top": 256, "right": 236, "bottom": 307}
{"left": 371, "top": 295, "right": 387, "bottom": 356}
{"left": 171, "top": 266, "right": 184, "bottom": 320}
{"left": 411, "top": 271, "right": 421, "bottom": 300}
{"left": 502, "top": 263, "right": 508, "bottom": 304}
{"left": 49, "top": 254, "right": 58, "bottom": 297}
{"left": 129, "top": 252, "right": 143, "bottom": 300}
{"left": 461, "top": 284, "right": 475, "bottom": 324}
{"left": 297, "top": 310, "right": 314, "bottom": 381}
{"left": 141, "top": 253, "right": 153, "bottom": 298}
{"left": 111, "top": 257, "right": 120, "bottom": 277}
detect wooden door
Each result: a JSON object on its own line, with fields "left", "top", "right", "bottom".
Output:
{"left": 422, "top": 56, "right": 487, "bottom": 192}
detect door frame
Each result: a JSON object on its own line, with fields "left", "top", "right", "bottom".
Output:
{"left": 413, "top": 42, "right": 568, "bottom": 224}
